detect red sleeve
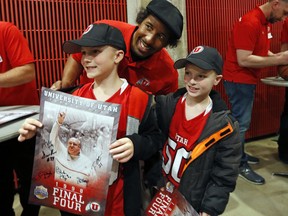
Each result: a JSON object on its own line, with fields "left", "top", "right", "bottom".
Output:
{"left": 160, "top": 49, "right": 178, "bottom": 94}
{"left": 233, "top": 18, "right": 259, "bottom": 51}
{"left": 71, "top": 52, "right": 82, "bottom": 63}
{"left": 5, "top": 23, "right": 34, "bottom": 67}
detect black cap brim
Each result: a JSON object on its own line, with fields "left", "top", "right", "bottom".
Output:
{"left": 174, "top": 58, "right": 215, "bottom": 71}
{"left": 63, "top": 39, "right": 108, "bottom": 54}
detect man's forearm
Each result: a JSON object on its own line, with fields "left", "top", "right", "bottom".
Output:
{"left": 0, "top": 63, "right": 35, "bottom": 87}
{"left": 237, "top": 49, "right": 288, "bottom": 68}
{"left": 61, "top": 56, "right": 83, "bottom": 88}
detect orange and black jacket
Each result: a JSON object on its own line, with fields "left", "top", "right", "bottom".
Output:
{"left": 155, "top": 88, "right": 241, "bottom": 216}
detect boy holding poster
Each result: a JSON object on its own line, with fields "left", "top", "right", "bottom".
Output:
{"left": 18, "top": 23, "right": 162, "bottom": 216}
{"left": 153, "top": 46, "right": 241, "bottom": 216}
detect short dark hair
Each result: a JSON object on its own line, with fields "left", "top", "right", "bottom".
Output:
{"left": 136, "top": 8, "right": 179, "bottom": 48}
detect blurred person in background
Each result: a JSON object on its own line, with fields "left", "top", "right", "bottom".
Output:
{"left": 0, "top": 21, "right": 40, "bottom": 216}
{"left": 223, "top": 0, "right": 288, "bottom": 185}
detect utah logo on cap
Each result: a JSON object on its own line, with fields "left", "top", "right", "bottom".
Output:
{"left": 82, "top": 24, "right": 93, "bottom": 36}
{"left": 191, "top": 46, "right": 204, "bottom": 54}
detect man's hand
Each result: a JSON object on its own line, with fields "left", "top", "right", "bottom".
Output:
{"left": 109, "top": 138, "right": 134, "bottom": 163}
{"left": 18, "top": 118, "right": 43, "bottom": 142}
{"left": 50, "top": 80, "right": 62, "bottom": 90}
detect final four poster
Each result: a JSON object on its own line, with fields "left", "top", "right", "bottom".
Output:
{"left": 145, "top": 187, "right": 199, "bottom": 216}
{"left": 29, "top": 87, "right": 121, "bottom": 215}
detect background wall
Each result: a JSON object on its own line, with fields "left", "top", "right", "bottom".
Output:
{"left": 0, "top": 0, "right": 127, "bottom": 88}
{"left": 1, "top": 0, "right": 284, "bottom": 140}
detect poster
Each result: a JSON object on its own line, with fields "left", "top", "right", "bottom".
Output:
{"left": 145, "top": 187, "right": 199, "bottom": 216}
{"left": 29, "top": 87, "right": 121, "bottom": 215}
{"left": 0, "top": 108, "right": 38, "bottom": 125}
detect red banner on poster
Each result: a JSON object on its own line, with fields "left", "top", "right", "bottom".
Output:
{"left": 145, "top": 186, "right": 199, "bottom": 216}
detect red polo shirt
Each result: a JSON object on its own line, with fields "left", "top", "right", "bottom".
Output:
{"left": 223, "top": 6, "right": 271, "bottom": 84}
{"left": 0, "top": 22, "right": 39, "bottom": 105}
{"left": 72, "top": 20, "right": 178, "bottom": 95}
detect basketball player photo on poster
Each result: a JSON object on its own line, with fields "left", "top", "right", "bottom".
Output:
{"left": 29, "top": 87, "right": 120, "bottom": 215}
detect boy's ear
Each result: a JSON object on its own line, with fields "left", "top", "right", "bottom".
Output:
{"left": 114, "top": 50, "right": 124, "bottom": 63}
{"left": 214, "top": 74, "right": 223, "bottom": 86}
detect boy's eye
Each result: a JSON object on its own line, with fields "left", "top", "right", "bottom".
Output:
{"left": 81, "top": 49, "right": 100, "bottom": 55}
{"left": 198, "top": 74, "right": 206, "bottom": 78}
{"left": 93, "top": 49, "right": 100, "bottom": 53}
{"left": 184, "top": 72, "right": 207, "bottom": 81}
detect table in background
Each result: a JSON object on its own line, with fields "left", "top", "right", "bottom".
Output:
{"left": 0, "top": 105, "right": 39, "bottom": 143}
{"left": 261, "top": 76, "right": 288, "bottom": 87}
{"left": 261, "top": 76, "right": 288, "bottom": 178}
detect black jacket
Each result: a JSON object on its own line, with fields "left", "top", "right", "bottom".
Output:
{"left": 155, "top": 88, "right": 241, "bottom": 216}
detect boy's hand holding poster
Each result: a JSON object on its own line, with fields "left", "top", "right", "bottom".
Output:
{"left": 29, "top": 87, "right": 120, "bottom": 215}
{"left": 145, "top": 183, "right": 199, "bottom": 216}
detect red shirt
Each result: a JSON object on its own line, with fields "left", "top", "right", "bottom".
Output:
{"left": 72, "top": 20, "right": 178, "bottom": 95}
{"left": 162, "top": 95, "right": 211, "bottom": 188}
{"left": 0, "top": 22, "right": 39, "bottom": 105}
{"left": 223, "top": 6, "right": 271, "bottom": 84}
{"left": 281, "top": 18, "right": 288, "bottom": 43}
{"left": 73, "top": 80, "right": 132, "bottom": 216}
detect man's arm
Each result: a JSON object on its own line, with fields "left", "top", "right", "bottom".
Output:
{"left": 236, "top": 49, "right": 288, "bottom": 68}
{"left": 0, "top": 63, "right": 35, "bottom": 88}
{"left": 0, "top": 23, "right": 36, "bottom": 88}
{"left": 52, "top": 56, "right": 83, "bottom": 90}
